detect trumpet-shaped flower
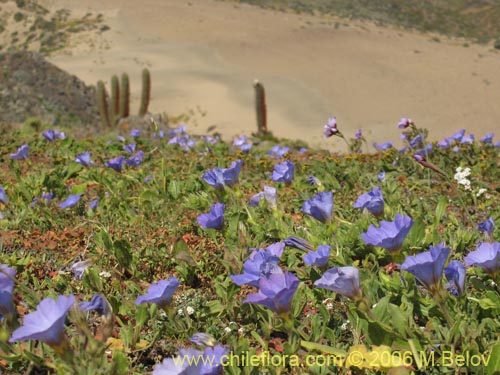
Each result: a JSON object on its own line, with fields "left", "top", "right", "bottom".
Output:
{"left": 197, "top": 203, "right": 225, "bottom": 230}
{"left": 397, "top": 117, "right": 414, "bottom": 129}
{"left": 0, "top": 186, "right": 8, "bottom": 204}
{"left": 400, "top": 243, "right": 450, "bottom": 292}
{"left": 373, "top": 142, "right": 393, "bottom": 151}
{"left": 302, "top": 191, "right": 333, "bottom": 223}
{"left": 130, "top": 128, "right": 140, "bottom": 137}
{"left": 105, "top": 156, "right": 125, "bottom": 172}
{"left": 153, "top": 345, "right": 228, "bottom": 375}
{"left": 136, "top": 277, "right": 180, "bottom": 308}
{"left": 444, "top": 261, "right": 466, "bottom": 297}
{"left": 230, "top": 242, "right": 284, "bottom": 287}
{"left": 59, "top": 194, "right": 82, "bottom": 209}
{"left": 361, "top": 214, "right": 413, "bottom": 252}
{"left": 284, "top": 236, "right": 314, "bottom": 252}
{"left": 480, "top": 133, "right": 494, "bottom": 144}
{"left": 75, "top": 151, "right": 94, "bottom": 167}
{"left": 126, "top": 150, "right": 144, "bottom": 167}
{"left": 190, "top": 332, "right": 217, "bottom": 347}
{"left": 202, "top": 160, "right": 242, "bottom": 190}
{"left": 42, "top": 129, "right": 65, "bottom": 142}
{"left": 79, "top": 293, "right": 112, "bottom": 316}
{"left": 268, "top": 145, "right": 289, "bottom": 158}
{"left": 464, "top": 242, "right": 500, "bottom": 276}
{"left": 123, "top": 142, "right": 136, "bottom": 153}
{"left": 0, "top": 264, "right": 16, "bottom": 316}
{"left": 324, "top": 117, "right": 339, "bottom": 137}
{"left": 249, "top": 186, "right": 277, "bottom": 208}
{"left": 271, "top": 161, "right": 294, "bottom": 184}
{"left": 353, "top": 186, "right": 384, "bottom": 217}
{"left": 9, "top": 295, "right": 75, "bottom": 350}
{"left": 244, "top": 271, "right": 300, "bottom": 314}
{"left": 478, "top": 217, "right": 495, "bottom": 238}
{"left": 303, "top": 245, "right": 331, "bottom": 267}
{"left": 10, "top": 144, "right": 29, "bottom": 160}
{"left": 314, "top": 266, "right": 361, "bottom": 300}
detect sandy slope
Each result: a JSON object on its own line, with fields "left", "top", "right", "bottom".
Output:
{"left": 41, "top": 0, "right": 500, "bottom": 150}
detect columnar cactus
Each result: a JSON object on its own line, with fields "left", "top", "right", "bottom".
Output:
{"left": 96, "top": 80, "right": 111, "bottom": 128}
{"left": 139, "top": 68, "right": 151, "bottom": 117}
{"left": 119, "top": 73, "right": 130, "bottom": 119}
{"left": 253, "top": 79, "right": 268, "bottom": 135}
{"left": 109, "top": 75, "right": 120, "bottom": 126}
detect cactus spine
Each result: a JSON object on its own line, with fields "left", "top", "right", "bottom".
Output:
{"left": 119, "top": 73, "right": 130, "bottom": 119}
{"left": 96, "top": 80, "right": 111, "bottom": 128}
{"left": 253, "top": 79, "right": 268, "bottom": 135}
{"left": 139, "top": 68, "right": 151, "bottom": 117}
{"left": 109, "top": 75, "right": 120, "bottom": 126}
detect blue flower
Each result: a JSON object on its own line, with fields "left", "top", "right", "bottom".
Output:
{"left": 230, "top": 242, "right": 284, "bottom": 287}
{"left": 79, "top": 293, "right": 111, "bottom": 316}
{"left": 307, "top": 175, "right": 322, "bottom": 186}
{"left": 409, "top": 134, "right": 424, "bottom": 148}
{"left": 233, "top": 135, "right": 252, "bottom": 152}
{"left": 397, "top": 117, "right": 414, "bottom": 129}
{"left": 126, "top": 150, "right": 144, "bottom": 167}
{"left": 353, "top": 186, "right": 384, "bottom": 217}
{"left": 59, "top": 194, "right": 82, "bottom": 209}
{"left": 130, "top": 128, "right": 141, "bottom": 137}
{"left": 75, "top": 151, "right": 94, "bottom": 167}
{"left": 460, "top": 134, "right": 474, "bottom": 144}
{"left": 302, "top": 191, "right": 333, "bottom": 223}
{"left": 464, "top": 242, "right": 500, "bottom": 276}
{"left": 314, "top": 266, "right": 362, "bottom": 300}
{"left": 373, "top": 142, "right": 393, "bottom": 151}
{"left": 105, "top": 156, "right": 125, "bottom": 172}
{"left": 10, "top": 295, "right": 75, "bottom": 354}
{"left": 71, "top": 260, "right": 91, "bottom": 280}
{"left": 324, "top": 117, "right": 340, "bottom": 137}
{"left": 284, "top": 236, "right": 314, "bottom": 252}
{"left": 400, "top": 243, "right": 450, "bottom": 292}
{"left": 478, "top": 217, "right": 495, "bottom": 239}
{"left": 268, "top": 145, "right": 289, "bottom": 158}
{"left": 153, "top": 345, "right": 228, "bottom": 375}
{"left": 361, "top": 214, "right": 413, "bottom": 252}
{"left": 450, "top": 129, "right": 465, "bottom": 142}
{"left": 249, "top": 186, "right": 277, "bottom": 208}
{"left": 42, "top": 129, "right": 65, "bottom": 142}
{"left": 303, "top": 245, "right": 331, "bottom": 267}
{"left": 10, "top": 144, "right": 29, "bottom": 160}
{"left": 136, "top": 277, "right": 180, "bottom": 308}
{"left": 197, "top": 203, "right": 225, "bottom": 230}
{"left": 377, "top": 172, "right": 386, "bottom": 182}
{"left": 168, "top": 135, "right": 196, "bottom": 151}
{"left": 444, "top": 261, "right": 466, "bottom": 297}
{"left": 123, "top": 143, "right": 136, "bottom": 153}
{"left": 0, "top": 186, "right": 8, "bottom": 204}
{"left": 167, "top": 125, "right": 186, "bottom": 138}
{"left": 202, "top": 160, "right": 242, "bottom": 190}
{"left": 88, "top": 199, "right": 99, "bottom": 210}
{"left": 0, "top": 264, "right": 16, "bottom": 316}
{"left": 243, "top": 271, "right": 300, "bottom": 314}
{"left": 480, "top": 133, "right": 494, "bottom": 144}
{"left": 190, "top": 332, "right": 217, "bottom": 347}
{"left": 272, "top": 161, "right": 294, "bottom": 184}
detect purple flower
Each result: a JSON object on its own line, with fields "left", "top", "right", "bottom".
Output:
{"left": 249, "top": 186, "right": 277, "bottom": 208}
{"left": 130, "top": 128, "right": 141, "bottom": 137}
{"left": 126, "top": 150, "right": 144, "bottom": 167}
{"left": 303, "top": 245, "right": 331, "bottom": 267}
{"left": 361, "top": 214, "right": 413, "bottom": 252}
{"left": 42, "top": 129, "right": 65, "bottom": 142}
{"left": 397, "top": 117, "right": 414, "bottom": 129}
{"left": 203, "top": 135, "right": 219, "bottom": 145}
{"left": 0, "top": 186, "right": 8, "bottom": 204}
{"left": 59, "top": 194, "right": 82, "bottom": 209}
{"left": 10, "top": 144, "right": 29, "bottom": 160}
{"left": 373, "top": 142, "right": 393, "bottom": 151}
{"left": 377, "top": 172, "right": 386, "bottom": 182}
{"left": 409, "top": 134, "right": 424, "bottom": 148}
{"left": 75, "top": 151, "right": 94, "bottom": 167}
{"left": 233, "top": 135, "right": 253, "bottom": 152}
{"left": 136, "top": 277, "right": 180, "bottom": 308}
{"left": 480, "top": 133, "right": 494, "bottom": 144}
{"left": 464, "top": 242, "right": 500, "bottom": 276}
{"left": 450, "top": 129, "right": 465, "bottom": 142}
{"left": 123, "top": 143, "right": 136, "bottom": 153}
{"left": 153, "top": 346, "right": 228, "bottom": 375}
{"left": 197, "top": 203, "right": 225, "bottom": 230}
{"left": 478, "top": 217, "right": 495, "bottom": 238}
{"left": 243, "top": 271, "right": 300, "bottom": 314}
{"left": 284, "top": 236, "right": 314, "bottom": 252}
{"left": 414, "top": 144, "right": 433, "bottom": 157}
{"left": 105, "top": 156, "right": 125, "bottom": 172}
{"left": 79, "top": 293, "right": 111, "bottom": 316}
{"left": 302, "top": 191, "right": 333, "bottom": 223}
{"left": 271, "top": 161, "right": 294, "bottom": 184}
{"left": 167, "top": 125, "right": 186, "bottom": 138}
{"left": 314, "top": 266, "right": 362, "bottom": 300}
{"left": 88, "top": 199, "right": 99, "bottom": 210}
{"left": 444, "top": 261, "right": 466, "bottom": 297}
{"left": 460, "top": 134, "right": 474, "bottom": 144}
{"left": 355, "top": 129, "right": 363, "bottom": 140}
{"left": 308, "top": 175, "right": 322, "bottom": 186}
{"left": 353, "top": 186, "right": 384, "bottom": 217}
{"left": 437, "top": 139, "right": 451, "bottom": 148}
{"left": 190, "top": 332, "right": 217, "bottom": 347}
{"left": 41, "top": 192, "right": 54, "bottom": 203}
{"left": 0, "top": 264, "right": 16, "bottom": 316}
{"left": 9, "top": 295, "right": 75, "bottom": 352}
{"left": 268, "top": 145, "right": 289, "bottom": 158}
{"left": 154, "top": 130, "right": 165, "bottom": 139}
{"left": 71, "top": 260, "right": 91, "bottom": 280}
{"left": 324, "top": 117, "right": 339, "bottom": 137}
{"left": 117, "top": 135, "right": 126, "bottom": 143}
{"left": 230, "top": 242, "right": 284, "bottom": 287}
{"left": 202, "top": 160, "right": 242, "bottom": 190}
{"left": 168, "top": 135, "right": 196, "bottom": 151}
{"left": 400, "top": 243, "right": 450, "bottom": 292}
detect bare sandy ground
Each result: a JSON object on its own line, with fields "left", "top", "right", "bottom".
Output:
{"left": 41, "top": 0, "right": 500, "bottom": 151}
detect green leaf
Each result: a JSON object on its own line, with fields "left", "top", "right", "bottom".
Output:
{"left": 172, "top": 238, "right": 196, "bottom": 266}
{"left": 110, "top": 351, "right": 129, "bottom": 375}
{"left": 300, "top": 341, "right": 347, "bottom": 357}
{"left": 406, "top": 218, "right": 426, "bottom": 246}
{"left": 486, "top": 341, "right": 500, "bottom": 375}
{"left": 434, "top": 197, "right": 448, "bottom": 224}
{"left": 113, "top": 239, "right": 133, "bottom": 269}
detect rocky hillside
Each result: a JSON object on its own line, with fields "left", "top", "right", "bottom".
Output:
{"left": 0, "top": 51, "right": 99, "bottom": 127}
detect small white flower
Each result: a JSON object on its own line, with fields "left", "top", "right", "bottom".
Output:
{"left": 186, "top": 306, "right": 195, "bottom": 315}
{"left": 99, "top": 271, "right": 111, "bottom": 279}
{"left": 325, "top": 303, "right": 334, "bottom": 311}
{"left": 238, "top": 327, "right": 245, "bottom": 335}
{"left": 224, "top": 327, "right": 232, "bottom": 333}
{"left": 177, "top": 308, "right": 184, "bottom": 316}
{"left": 372, "top": 303, "right": 377, "bottom": 308}
{"left": 340, "top": 320, "right": 350, "bottom": 331}
{"left": 476, "top": 188, "right": 487, "bottom": 197}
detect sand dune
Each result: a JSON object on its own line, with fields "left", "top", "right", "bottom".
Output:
{"left": 42, "top": 0, "right": 500, "bottom": 150}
